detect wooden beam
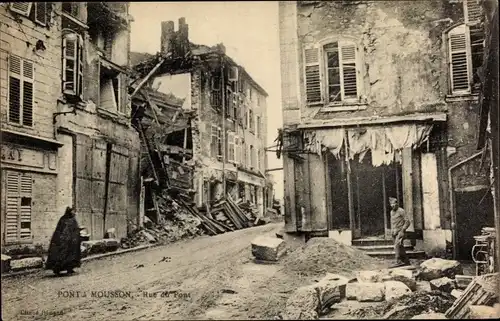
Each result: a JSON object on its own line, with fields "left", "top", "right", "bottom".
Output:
{"left": 130, "top": 55, "right": 169, "bottom": 99}
{"left": 182, "top": 128, "right": 188, "bottom": 163}
{"left": 142, "top": 90, "right": 160, "bottom": 125}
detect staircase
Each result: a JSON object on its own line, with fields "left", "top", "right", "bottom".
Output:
{"left": 353, "top": 238, "right": 426, "bottom": 259}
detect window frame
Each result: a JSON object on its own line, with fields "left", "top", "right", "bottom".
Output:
{"left": 62, "top": 32, "right": 84, "bottom": 99}
{"left": 447, "top": 24, "right": 473, "bottom": 95}
{"left": 8, "top": 55, "right": 35, "bottom": 127}
{"left": 227, "top": 132, "right": 236, "bottom": 163}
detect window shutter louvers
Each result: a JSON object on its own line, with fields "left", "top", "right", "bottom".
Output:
{"left": 340, "top": 44, "right": 358, "bottom": 99}
{"left": 464, "top": 0, "right": 482, "bottom": 24}
{"left": 9, "top": 2, "right": 33, "bottom": 16}
{"left": 449, "top": 27, "right": 470, "bottom": 93}
{"left": 78, "top": 35, "right": 84, "bottom": 99}
{"left": 62, "top": 34, "right": 78, "bottom": 96}
{"left": 304, "top": 46, "right": 323, "bottom": 104}
{"left": 22, "top": 60, "right": 34, "bottom": 127}
{"left": 34, "top": 3, "right": 48, "bottom": 25}
{"left": 9, "top": 56, "right": 22, "bottom": 124}
{"left": 5, "top": 171, "right": 32, "bottom": 243}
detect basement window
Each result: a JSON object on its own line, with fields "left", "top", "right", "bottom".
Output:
{"left": 99, "top": 65, "right": 122, "bottom": 113}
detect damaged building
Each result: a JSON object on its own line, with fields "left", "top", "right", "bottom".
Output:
{"left": 130, "top": 18, "right": 270, "bottom": 220}
{"left": 278, "top": 0, "right": 494, "bottom": 258}
{"left": 0, "top": 2, "right": 140, "bottom": 250}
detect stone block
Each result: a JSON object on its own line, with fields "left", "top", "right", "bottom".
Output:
{"left": 81, "top": 240, "right": 107, "bottom": 255}
{"left": 346, "top": 282, "right": 385, "bottom": 302}
{"left": 314, "top": 273, "right": 350, "bottom": 308}
{"left": 419, "top": 258, "right": 463, "bottom": 281}
{"left": 103, "top": 238, "right": 120, "bottom": 252}
{"left": 10, "top": 257, "right": 44, "bottom": 271}
{"left": 411, "top": 312, "right": 447, "bottom": 319}
{"left": 451, "top": 289, "right": 463, "bottom": 299}
{"left": 140, "top": 230, "right": 157, "bottom": 243}
{"left": 251, "top": 236, "right": 286, "bottom": 261}
{"left": 430, "top": 277, "right": 456, "bottom": 293}
{"left": 356, "top": 270, "right": 385, "bottom": 283}
{"left": 384, "top": 281, "right": 411, "bottom": 301}
{"left": 455, "top": 274, "right": 474, "bottom": 289}
{"left": 415, "top": 281, "right": 432, "bottom": 292}
{"left": 1, "top": 254, "right": 12, "bottom": 273}
{"left": 468, "top": 305, "right": 500, "bottom": 319}
{"left": 282, "top": 285, "right": 320, "bottom": 320}
{"left": 388, "top": 268, "right": 417, "bottom": 291}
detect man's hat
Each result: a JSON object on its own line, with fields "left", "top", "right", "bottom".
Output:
{"left": 389, "top": 197, "right": 398, "bottom": 203}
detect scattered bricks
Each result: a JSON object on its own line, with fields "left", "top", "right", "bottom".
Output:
{"left": 385, "top": 280, "right": 412, "bottom": 301}
{"left": 389, "top": 268, "right": 417, "bottom": 291}
{"left": 430, "top": 277, "right": 456, "bottom": 293}
{"left": 282, "top": 285, "right": 320, "bottom": 320}
{"left": 81, "top": 240, "right": 107, "bottom": 255}
{"left": 347, "top": 282, "right": 385, "bottom": 302}
{"left": 416, "top": 281, "right": 432, "bottom": 292}
{"left": 455, "top": 275, "right": 474, "bottom": 289}
{"left": 251, "top": 236, "right": 286, "bottom": 262}
{"left": 314, "top": 273, "right": 350, "bottom": 309}
{"left": 419, "top": 258, "right": 463, "bottom": 281}
{"left": 10, "top": 257, "right": 44, "bottom": 271}
{"left": 1, "top": 254, "right": 12, "bottom": 273}
{"left": 411, "top": 312, "right": 447, "bottom": 319}
{"left": 103, "top": 239, "right": 120, "bottom": 252}
{"left": 451, "top": 289, "right": 463, "bottom": 299}
{"left": 140, "top": 230, "right": 157, "bottom": 243}
{"left": 468, "top": 305, "right": 500, "bottom": 319}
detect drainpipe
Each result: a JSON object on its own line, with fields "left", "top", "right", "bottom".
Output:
{"left": 448, "top": 149, "right": 484, "bottom": 259}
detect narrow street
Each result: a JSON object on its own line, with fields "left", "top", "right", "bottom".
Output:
{"left": 2, "top": 224, "right": 286, "bottom": 321}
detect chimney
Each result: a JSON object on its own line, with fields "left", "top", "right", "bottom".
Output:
{"left": 161, "top": 21, "right": 175, "bottom": 54}
{"left": 178, "top": 17, "right": 189, "bottom": 51}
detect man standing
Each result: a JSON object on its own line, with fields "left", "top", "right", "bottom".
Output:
{"left": 390, "top": 197, "right": 411, "bottom": 267}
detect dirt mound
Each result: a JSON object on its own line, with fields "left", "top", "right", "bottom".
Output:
{"left": 281, "top": 237, "right": 387, "bottom": 277}
{"left": 348, "top": 290, "right": 455, "bottom": 320}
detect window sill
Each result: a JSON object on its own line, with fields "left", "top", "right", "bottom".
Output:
{"left": 4, "top": 122, "right": 33, "bottom": 130}
{"left": 445, "top": 93, "right": 480, "bottom": 102}
{"left": 320, "top": 103, "right": 368, "bottom": 112}
{"left": 61, "top": 12, "right": 89, "bottom": 30}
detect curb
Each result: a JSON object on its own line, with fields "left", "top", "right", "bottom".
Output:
{"left": 1, "top": 243, "right": 159, "bottom": 279}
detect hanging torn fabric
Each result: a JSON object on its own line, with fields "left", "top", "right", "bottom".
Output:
{"left": 348, "top": 128, "right": 372, "bottom": 161}
{"left": 384, "top": 124, "right": 434, "bottom": 150}
{"left": 371, "top": 128, "right": 394, "bottom": 167}
{"left": 303, "top": 129, "right": 344, "bottom": 158}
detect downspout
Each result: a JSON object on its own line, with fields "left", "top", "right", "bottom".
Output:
{"left": 448, "top": 149, "right": 485, "bottom": 259}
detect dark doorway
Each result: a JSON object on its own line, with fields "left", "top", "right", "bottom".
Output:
{"left": 455, "top": 188, "right": 495, "bottom": 260}
{"left": 383, "top": 162, "right": 404, "bottom": 234}
{"left": 327, "top": 153, "right": 350, "bottom": 230}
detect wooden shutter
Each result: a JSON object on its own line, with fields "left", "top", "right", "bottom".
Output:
{"left": 5, "top": 171, "right": 32, "bottom": 243}
{"left": 34, "top": 3, "right": 48, "bottom": 26}
{"left": 228, "top": 132, "right": 235, "bottom": 163}
{"left": 464, "top": 0, "right": 482, "bottom": 24}
{"left": 217, "top": 127, "right": 222, "bottom": 157}
{"left": 77, "top": 35, "right": 84, "bottom": 98}
{"left": 22, "top": 59, "right": 34, "bottom": 127}
{"left": 340, "top": 43, "right": 358, "bottom": 99}
{"left": 62, "top": 33, "right": 78, "bottom": 96}
{"left": 8, "top": 55, "right": 22, "bottom": 124}
{"left": 9, "top": 2, "right": 32, "bottom": 16}
{"left": 304, "top": 46, "right": 323, "bottom": 104}
{"left": 449, "top": 26, "right": 471, "bottom": 93}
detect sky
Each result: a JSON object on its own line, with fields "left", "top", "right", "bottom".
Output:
{"left": 130, "top": 1, "right": 284, "bottom": 200}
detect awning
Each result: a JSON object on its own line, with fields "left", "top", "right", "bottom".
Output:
{"left": 304, "top": 123, "right": 434, "bottom": 167}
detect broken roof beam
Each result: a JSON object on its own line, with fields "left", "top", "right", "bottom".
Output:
{"left": 141, "top": 90, "right": 160, "bottom": 125}
{"left": 130, "top": 54, "right": 170, "bottom": 98}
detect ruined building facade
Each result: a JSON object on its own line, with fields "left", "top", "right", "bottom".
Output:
{"left": 1, "top": 2, "right": 140, "bottom": 250}
{"left": 132, "top": 19, "right": 270, "bottom": 218}
{"left": 279, "top": 0, "right": 494, "bottom": 257}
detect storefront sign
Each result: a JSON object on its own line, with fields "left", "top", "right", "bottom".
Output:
{"left": 1, "top": 144, "right": 56, "bottom": 171}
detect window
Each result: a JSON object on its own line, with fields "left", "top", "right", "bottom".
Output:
{"left": 244, "top": 109, "right": 249, "bottom": 129}
{"left": 464, "top": 0, "right": 482, "bottom": 24}
{"left": 62, "top": 2, "right": 80, "bottom": 17}
{"left": 9, "top": 3, "right": 32, "bottom": 16}
{"left": 235, "top": 136, "right": 242, "bottom": 164}
{"left": 210, "top": 71, "right": 222, "bottom": 108}
{"left": 250, "top": 145, "right": 255, "bottom": 168}
{"left": 5, "top": 171, "right": 33, "bottom": 244}
{"left": 8, "top": 55, "right": 34, "bottom": 127}
{"left": 242, "top": 140, "right": 246, "bottom": 166}
{"left": 257, "top": 149, "right": 261, "bottom": 171}
{"left": 62, "top": 33, "right": 84, "bottom": 99}
{"left": 210, "top": 125, "right": 222, "bottom": 158}
{"left": 100, "top": 66, "right": 123, "bottom": 113}
{"left": 228, "top": 132, "right": 235, "bottom": 163}
{"left": 256, "top": 116, "right": 261, "bottom": 138}
{"left": 448, "top": 24, "right": 484, "bottom": 94}
{"left": 304, "top": 41, "right": 360, "bottom": 105}
{"left": 249, "top": 109, "right": 254, "bottom": 132}
{"left": 34, "top": 3, "right": 48, "bottom": 26}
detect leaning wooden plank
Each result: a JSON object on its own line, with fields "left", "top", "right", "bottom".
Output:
{"left": 225, "top": 198, "right": 247, "bottom": 223}
{"left": 227, "top": 196, "right": 252, "bottom": 222}
{"left": 222, "top": 204, "right": 244, "bottom": 229}
{"left": 226, "top": 203, "right": 246, "bottom": 228}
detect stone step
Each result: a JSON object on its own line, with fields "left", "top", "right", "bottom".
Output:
{"left": 354, "top": 244, "right": 414, "bottom": 252}
{"left": 364, "top": 250, "right": 427, "bottom": 259}
{"left": 352, "top": 238, "right": 413, "bottom": 247}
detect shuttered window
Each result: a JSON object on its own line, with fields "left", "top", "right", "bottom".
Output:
{"left": 8, "top": 55, "right": 34, "bottom": 127}
{"left": 62, "top": 33, "right": 84, "bottom": 98}
{"left": 210, "top": 125, "right": 218, "bottom": 158}
{"left": 5, "top": 171, "right": 33, "bottom": 243}
{"left": 228, "top": 132, "right": 235, "bottom": 163}
{"left": 304, "top": 41, "right": 360, "bottom": 105}
{"left": 235, "top": 136, "right": 242, "bottom": 164}
{"left": 304, "top": 46, "right": 322, "bottom": 104}
{"left": 9, "top": 2, "right": 33, "bottom": 16}
{"left": 448, "top": 25, "right": 471, "bottom": 93}
{"left": 464, "top": 0, "right": 482, "bottom": 24}
{"left": 34, "top": 2, "right": 48, "bottom": 26}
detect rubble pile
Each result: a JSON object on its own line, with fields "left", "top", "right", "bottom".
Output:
{"left": 281, "top": 237, "right": 387, "bottom": 277}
